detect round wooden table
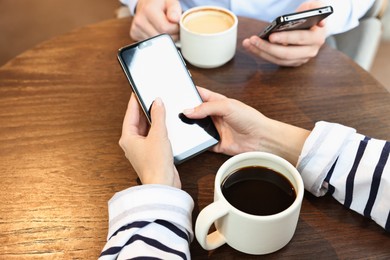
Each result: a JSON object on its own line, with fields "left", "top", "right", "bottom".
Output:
{"left": 0, "top": 17, "right": 389, "bottom": 258}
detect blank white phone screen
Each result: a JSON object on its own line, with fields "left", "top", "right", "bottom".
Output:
{"left": 120, "top": 34, "right": 219, "bottom": 163}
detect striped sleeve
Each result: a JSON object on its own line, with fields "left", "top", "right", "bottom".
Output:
{"left": 99, "top": 184, "right": 194, "bottom": 259}
{"left": 297, "top": 121, "right": 390, "bottom": 231}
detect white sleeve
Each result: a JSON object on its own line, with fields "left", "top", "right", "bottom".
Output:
{"left": 297, "top": 121, "right": 390, "bottom": 231}
{"left": 100, "top": 184, "right": 194, "bottom": 259}
{"left": 322, "top": 0, "right": 375, "bottom": 35}
{"left": 119, "top": 0, "right": 138, "bottom": 15}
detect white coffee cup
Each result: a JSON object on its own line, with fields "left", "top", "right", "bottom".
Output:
{"left": 179, "top": 6, "right": 238, "bottom": 69}
{"left": 195, "top": 151, "right": 304, "bottom": 255}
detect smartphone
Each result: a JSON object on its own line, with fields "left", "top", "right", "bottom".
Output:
{"left": 259, "top": 6, "right": 333, "bottom": 40}
{"left": 117, "top": 34, "right": 220, "bottom": 164}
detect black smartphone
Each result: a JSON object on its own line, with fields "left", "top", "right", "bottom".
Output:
{"left": 117, "top": 34, "right": 220, "bottom": 164}
{"left": 259, "top": 6, "right": 333, "bottom": 40}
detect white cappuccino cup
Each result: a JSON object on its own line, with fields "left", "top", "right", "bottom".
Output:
{"left": 179, "top": 6, "right": 238, "bottom": 69}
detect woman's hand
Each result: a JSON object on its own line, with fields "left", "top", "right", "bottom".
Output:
{"left": 119, "top": 94, "right": 181, "bottom": 188}
{"left": 184, "top": 87, "right": 310, "bottom": 165}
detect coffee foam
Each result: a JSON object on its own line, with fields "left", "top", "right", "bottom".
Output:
{"left": 183, "top": 9, "right": 235, "bottom": 34}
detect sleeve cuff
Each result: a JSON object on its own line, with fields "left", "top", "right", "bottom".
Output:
{"left": 322, "top": 0, "right": 375, "bottom": 35}
{"left": 106, "top": 184, "right": 194, "bottom": 240}
{"left": 119, "top": 0, "right": 138, "bottom": 15}
{"left": 297, "top": 121, "right": 356, "bottom": 196}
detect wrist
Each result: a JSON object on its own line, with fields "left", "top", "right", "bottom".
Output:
{"left": 258, "top": 118, "right": 310, "bottom": 166}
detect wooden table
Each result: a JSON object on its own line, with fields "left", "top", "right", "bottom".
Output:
{"left": 1, "top": 17, "right": 389, "bottom": 259}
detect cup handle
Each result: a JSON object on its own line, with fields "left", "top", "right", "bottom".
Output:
{"left": 195, "top": 200, "right": 229, "bottom": 250}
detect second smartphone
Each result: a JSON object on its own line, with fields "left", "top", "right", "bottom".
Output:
{"left": 259, "top": 6, "right": 333, "bottom": 40}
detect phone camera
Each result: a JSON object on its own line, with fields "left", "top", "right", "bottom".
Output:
{"left": 138, "top": 41, "right": 152, "bottom": 49}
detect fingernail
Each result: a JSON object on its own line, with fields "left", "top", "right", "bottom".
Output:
{"left": 183, "top": 108, "right": 194, "bottom": 115}
{"left": 154, "top": 97, "right": 163, "bottom": 106}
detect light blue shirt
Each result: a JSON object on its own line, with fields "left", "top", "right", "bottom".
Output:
{"left": 120, "top": 0, "right": 375, "bottom": 35}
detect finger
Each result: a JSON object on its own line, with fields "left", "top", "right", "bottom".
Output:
{"left": 131, "top": 2, "right": 180, "bottom": 40}
{"left": 119, "top": 94, "right": 143, "bottom": 154}
{"left": 131, "top": 15, "right": 161, "bottom": 40}
{"left": 317, "top": 19, "right": 326, "bottom": 28}
{"left": 258, "top": 45, "right": 310, "bottom": 67}
{"left": 196, "top": 86, "right": 227, "bottom": 102}
{"left": 246, "top": 44, "right": 309, "bottom": 67}
{"left": 269, "top": 26, "right": 326, "bottom": 46}
{"left": 183, "top": 87, "right": 229, "bottom": 118}
{"left": 245, "top": 36, "right": 314, "bottom": 66}
{"left": 170, "top": 33, "right": 180, "bottom": 42}
{"left": 183, "top": 98, "right": 231, "bottom": 119}
{"left": 150, "top": 17, "right": 180, "bottom": 35}
{"left": 268, "top": 40, "right": 318, "bottom": 59}
{"left": 123, "top": 93, "right": 149, "bottom": 137}
{"left": 265, "top": 55, "right": 309, "bottom": 67}
{"left": 166, "top": 0, "right": 182, "bottom": 23}
{"left": 145, "top": 4, "right": 180, "bottom": 35}
{"left": 295, "top": 2, "right": 328, "bottom": 28}
{"left": 149, "top": 97, "right": 168, "bottom": 137}
{"left": 242, "top": 36, "right": 270, "bottom": 57}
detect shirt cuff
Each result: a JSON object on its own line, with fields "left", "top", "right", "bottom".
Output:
{"left": 120, "top": 0, "right": 138, "bottom": 15}
{"left": 106, "top": 184, "right": 194, "bottom": 240}
{"left": 322, "top": 0, "right": 375, "bottom": 35}
{"left": 297, "top": 121, "right": 356, "bottom": 196}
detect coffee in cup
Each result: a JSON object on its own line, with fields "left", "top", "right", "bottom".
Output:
{"left": 195, "top": 152, "right": 304, "bottom": 255}
{"left": 179, "top": 6, "right": 238, "bottom": 68}
{"left": 182, "top": 9, "right": 235, "bottom": 34}
{"left": 221, "top": 165, "right": 296, "bottom": 216}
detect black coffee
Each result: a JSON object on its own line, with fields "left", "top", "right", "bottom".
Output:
{"left": 221, "top": 166, "right": 296, "bottom": 216}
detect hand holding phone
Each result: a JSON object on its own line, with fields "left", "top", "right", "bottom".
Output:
{"left": 259, "top": 6, "right": 333, "bottom": 40}
{"left": 117, "top": 34, "right": 220, "bottom": 164}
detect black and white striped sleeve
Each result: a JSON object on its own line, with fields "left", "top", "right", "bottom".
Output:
{"left": 297, "top": 121, "right": 390, "bottom": 231}
{"left": 99, "top": 184, "right": 194, "bottom": 259}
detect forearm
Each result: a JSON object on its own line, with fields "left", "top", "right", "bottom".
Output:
{"left": 258, "top": 118, "right": 311, "bottom": 166}
{"left": 100, "top": 185, "right": 194, "bottom": 259}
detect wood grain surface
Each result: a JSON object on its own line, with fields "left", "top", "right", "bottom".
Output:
{"left": 0, "top": 17, "right": 389, "bottom": 259}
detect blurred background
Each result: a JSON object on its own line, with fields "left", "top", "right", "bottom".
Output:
{"left": 0, "top": 0, "right": 389, "bottom": 92}
{"left": 0, "top": 0, "right": 120, "bottom": 65}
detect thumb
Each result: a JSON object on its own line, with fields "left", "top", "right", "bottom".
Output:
{"left": 183, "top": 99, "right": 227, "bottom": 119}
{"left": 149, "top": 98, "right": 168, "bottom": 136}
{"left": 166, "top": 0, "right": 182, "bottom": 23}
